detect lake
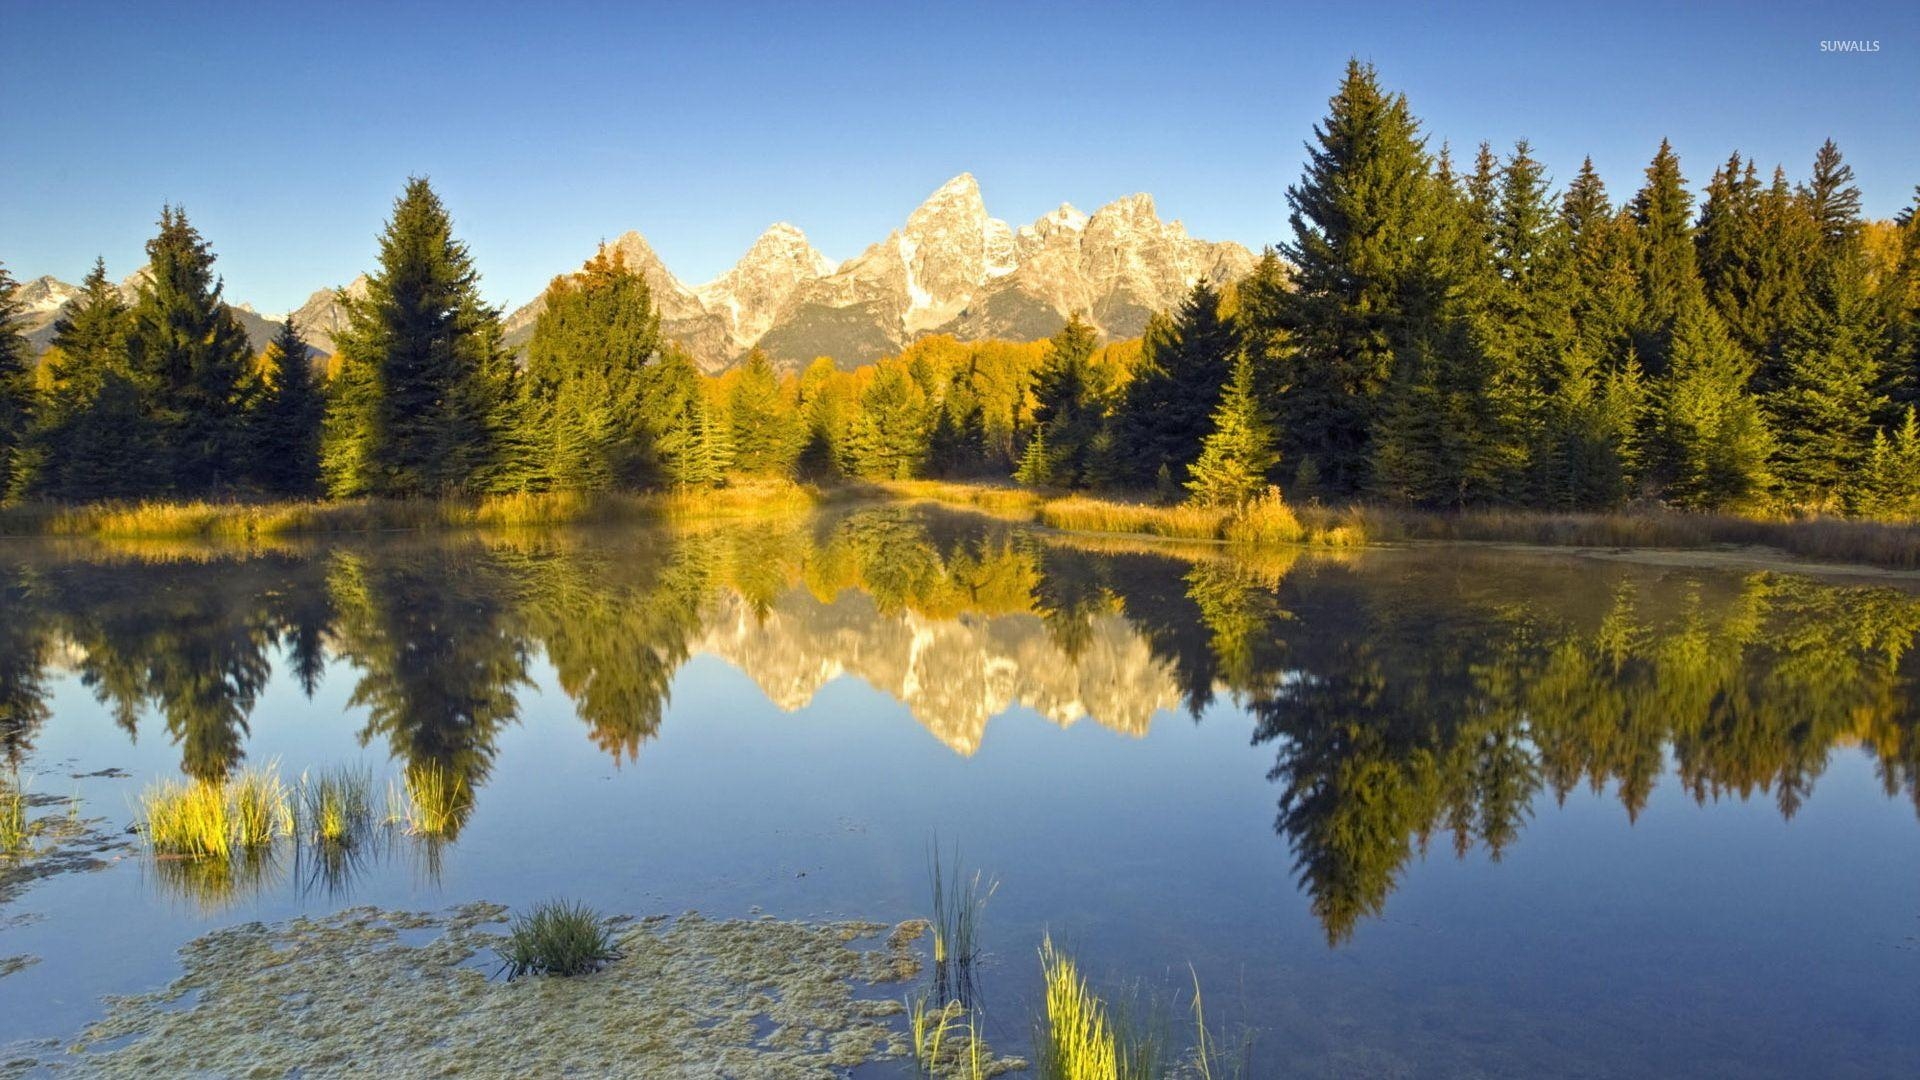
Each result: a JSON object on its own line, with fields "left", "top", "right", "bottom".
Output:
{"left": 1, "top": 503, "right": 1916, "bottom": 1076}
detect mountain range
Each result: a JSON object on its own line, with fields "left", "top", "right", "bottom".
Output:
{"left": 17, "top": 174, "right": 1256, "bottom": 374}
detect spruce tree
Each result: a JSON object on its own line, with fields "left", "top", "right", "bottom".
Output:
{"left": 1114, "top": 280, "right": 1238, "bottom": 485}
{"left": 123, "top": 207, "right": 260, "bottom": 492}
{"left": 1653, "top": 298, "right": 1773, "bottom": 510}
{"left": 726, "top": 349, "right": 800, "bottom": 477}
{"left": 0, "top": 263, "right": 33, "bottom": 498}
{"left": 1186, "top": 352, "right": 1279, "bottom": 506}
{"left": 846, "top": 362, "right": 930, "bottom": 480}
{"left": 252, "top": 318, "right": 323, "bottom": 495}
{"left": 499, "top": 246, "right": 663, "bottom": 492}
{"left": 1860, "top": 407, "right": 1920, "bottom": 518}
{"left": 1627, "top": 140, "right": 1703, "bottom": 375}
{"left": 323, "top": 178, "right": 510, "bottom": 497}
{"left": 1269, "top": 60, "right": 1435, "bottom": 495}
{"left": 29, "top": 259, "right": 151, "bottom": 498}
{"left": 1014, "top": 315, "right": 1105, "bottom": 488}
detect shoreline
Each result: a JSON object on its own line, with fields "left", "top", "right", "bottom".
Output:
{"left": 7, "top": 478, "right": 1920, "bottom": 576}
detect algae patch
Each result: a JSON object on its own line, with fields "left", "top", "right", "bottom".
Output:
{"left": 0, "top": 954, "right": 39, "bottom": 979}
{"left": 42, "top": 902, "right": 929, "bottom": 1078}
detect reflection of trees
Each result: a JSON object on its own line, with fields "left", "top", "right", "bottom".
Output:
{"left": 20, "top": 556, "right": 322, "bottom": 779}
{"left": 500, "top": 535, "right": 712, "bottom": 763}
{"left": 0, "top": 565, "right": 50, "bottom": 767}
{"left": 329, "top": 547, "right": 529, "bottom": 839}
{"left": 1237, "top": 563, "right": 1920, "bottom": 943}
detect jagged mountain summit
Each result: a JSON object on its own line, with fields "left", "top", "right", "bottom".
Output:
{"left": 17, "top": 173, "right": 1253, "bottom": 373}
{"left": 515, "top": 173, "right": 1255, "bottom": 372}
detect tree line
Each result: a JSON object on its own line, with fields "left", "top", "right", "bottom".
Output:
{"left": 2, "top": 62, "right": 1916, "bottom": 515}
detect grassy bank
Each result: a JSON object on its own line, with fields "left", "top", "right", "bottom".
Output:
{"left": 882, "top": 480, "right": 1367, "bottom": 547}
{"left": 0, "top": 481, "right": 832, "bottom": 542}
{"left": 888, "top": 479, "right": 1920, "bottom": 571}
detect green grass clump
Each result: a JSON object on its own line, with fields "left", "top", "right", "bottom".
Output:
{"left": 299, "top": 766, "right": 374, "bottom": 846}
{"left": 0, "top": 774, "right": 28, "bottom": 857}
{"left": 1035, "top": 935, "right": 1121, "bottom": 1080}
{"left": 908, "top": 995, "right": 996, "bottom": 1078}
{"left": 140, "top": 779, "right": 234, "bottom": 859}
{"left": 390, "top": 763, "right": 469, "bottom": 838}
{"left": 139, "top": 765, "right": 293, "bottom": 859}
{"left": 495, "top": 899, "right": 621, "bottom": 980}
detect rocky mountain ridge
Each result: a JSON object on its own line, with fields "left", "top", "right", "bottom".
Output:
{"left": 15, "top": 173, "right": 1255, "bottom": 373}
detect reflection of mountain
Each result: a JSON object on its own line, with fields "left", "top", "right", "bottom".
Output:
{"left": 696, "top": 587, "right": 1182, "bottom": 755}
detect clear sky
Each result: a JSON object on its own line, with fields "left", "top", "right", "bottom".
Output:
{"left": 4, "top": 0, "right": 1915, "bottom": 314}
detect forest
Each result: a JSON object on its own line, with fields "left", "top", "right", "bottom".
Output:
{"left": 1, "top": 60, "right": 1916, "bottom": 519}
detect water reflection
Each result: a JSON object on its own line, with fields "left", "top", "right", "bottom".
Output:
{"left": 4, "top": 505, "right": 1919, "bottom": 940}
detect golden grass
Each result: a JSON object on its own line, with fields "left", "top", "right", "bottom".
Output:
{"left": 1035, "top": 935, "right": 1121, "bottom": 1080}
{"left": 298, "top": 766, "right": 374, "bottom": 846}
{"left": 1354, "top": 506, "right": 1920, "bottom": 571}
{"left": 891, "top": 480, "right": 1360, "bottom": 549}
{"left": 140, "top": 766, "right": 293, "bottom": 858}
{"left": 390, "top": 763, "right": 469, "bottom": 839}
{"left": 0, "top": 775, "right": 28, "bottom": 857}
{"left": 0, "top": 482, "right": 834, "bottom": 542}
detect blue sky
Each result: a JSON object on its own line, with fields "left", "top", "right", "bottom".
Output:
{"left": 4, "top": 1, "right": 1915, "bottom": 313}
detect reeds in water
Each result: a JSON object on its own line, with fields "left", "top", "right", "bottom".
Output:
{"left": 139, "top": 765, "right": 293, "bottom": 859}
{"left": 299, "top": 766, "right": 374, "bottom": 846}
{"left": 0, "top": 773, "right": 28, "bottom": 857}
{"left": 390, "top": 763, "right": 470, "bottom": 838}
{"left": 930, "top": 844, "right": 998, "bottom": 1007}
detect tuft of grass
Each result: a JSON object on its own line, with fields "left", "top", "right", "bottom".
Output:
{"left": 908, "top": 995, "right": 999, "bottom": 1079}
{"left": 390, "top": 763, "right": 470, "bottom": 839}
{"left": 495, "top": 899, "right": 621, "bottom": 980}
{"left": 140, "top": 779, "right": 234, "bottom": 859}
{"left": 1035, "top": 934, "right": 1120, "bottom": 1080}
{"left": 0, "top": 773, "right": 28, "bottom": 857}
{"left": 139, "top": 765, "right": 293, "bottom": 860}
{"left": 228, "top": 766, "right": 294, "bottom": 848}
{"left": 299, "top": 766, "right": 374, "bottom": 847}
{"left": 930, "top": 844, "right": 998, "bottom": 1007}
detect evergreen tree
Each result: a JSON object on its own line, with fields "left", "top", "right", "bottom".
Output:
{"left": 1627, "top": 140, "right": 1703, "bottom": 375}
{"left": 726, "top": 349, "right": 801, "bottom": 477}
{"left": 1186, "top": 352, "right": 1279, "bottom": 506}
{"left": 1114, "top": 279, "right": 1238, "bottom": 484}
{"left": 1768, "top": 263, "right": 1886, "bottom": 508}
{"left": 251, "top": 318, "right": 324, "bottom": 495}
{"left": 1269, "top": 60, "right": 1435, "bottom": 495}
{"left": 498, "top": 247, "right": 663, "bottom": 492}
{"left": 1860, "top": 407, "right": 1920, "bottom": 518}
{"left": 322, "top": 178, "right": 510, "bottom": 497}
{"left": 0, "top": 263, "right": 35, "bottom": 498}
{"left": 1653, "top": 298, "right": 1773, "bottom": 510}
{"left": 846, "top": 362, "right": 930, "bottom": 480}
{"left": 1014, "top": 315, "right": 1106, "bottom": 488}
{"left": 123, "top": 207, "right": 260, "bottom": 492}
{"left": 1560, "top": 159, "right": 1643, "bottom": 369}
{"left": 28, "top": 259, "right": 152, "bottom": 498}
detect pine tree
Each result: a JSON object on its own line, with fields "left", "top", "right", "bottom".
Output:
{"left": 1767, "top": 141, "right": 1884, "bottom": 507}
{"left": 498, "top": 246, "right": 663, "bottom": 492}
{"left": 1860, "top": 406, "right": 1920, "bottom": 518}
{"left": 1268, "top": 59, "right": 1435, "bottom": 495}
{"left": 251, "top": 318, "right": 324, "bottom": 495}
{"left": 1115, "top": 279, "right": 1238, "bottom": 484}
{"left": 1653, "top": 298, "right": 1773, "bottom": 510}
{"left": 124, "top": 207, "right": 260, "bottom": 492}
{"left": 846, "top": 362, "right": 930, "bottom": 480}
{"left": 322, "top": 178, "right": 510, "bottom": 497}
{"left": 1014, "top": 315, "right": 1105, "bottom": 487}
{"left": 0, "top": 263, "right": 33, "bottom": 498}
{"left": 1186, "top": 352, "right": 1279, "bottom": 506}
{"left": 28, "top": 259, "right": 151, "bottom": 498}
{"left": 726, "top": 349, "right": 800, "bottom": 477}
{"left": 1628, "top": 140, "right": 1703, "bottom": 375}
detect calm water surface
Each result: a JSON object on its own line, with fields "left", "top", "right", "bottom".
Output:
{"left": 0, "top": 505, "right": 1916, "bottom": 1076}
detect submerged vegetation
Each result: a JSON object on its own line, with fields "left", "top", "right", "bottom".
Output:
{"left": 496, "top": 899, "right": 621, "bottom": 980}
